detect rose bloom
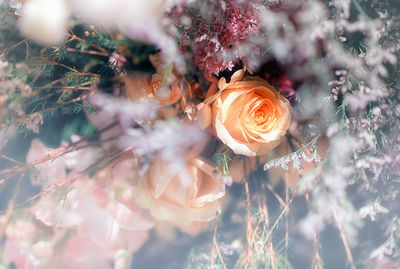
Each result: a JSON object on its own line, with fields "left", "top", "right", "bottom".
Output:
{"left": 124, "top": 72, "right": 183, "bottom": 107}
{"left": 125, "top": 53, "right": 185, "bottom": 105}
{"left": 198, "top": 69, "right": 292, "bottom": 156}
{"left": 124, "top": 54, "right": 194, "bottom": 118}
{"left": 132, "top": 154, "right": 225, "bottom": 232}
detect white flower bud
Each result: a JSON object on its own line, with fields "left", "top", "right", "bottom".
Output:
{"left": 19, "top": 0, "right": 70, "bottom": 46}
{"left": 69, "top": 0, "right": 165, "bottom": 30}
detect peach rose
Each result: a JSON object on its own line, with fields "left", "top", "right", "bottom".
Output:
{"left": 124, "top": 54, "right": 196, "bottom": 118}
{"left": 132, "top": 154, "right": 225, "bottom": 231}
{"left": 124, "top": 54, "right": 188, "bottom": 105}
{"left": 198, "top": 69, "right": 292, "bottom": 156}
{"left": 150, "top": 71, "right": 185, "bottom": 106}
{"left": 124, "top": 72, "right": 183, "bottom": 107}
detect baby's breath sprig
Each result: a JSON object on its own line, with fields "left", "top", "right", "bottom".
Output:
{"left": 263, "top": 135, "right": 321, "bottom": 171}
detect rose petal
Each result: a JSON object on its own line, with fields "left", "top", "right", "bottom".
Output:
{"left": 196, "top": 103, "right": 212, "bottom": 129}
{"left": 27, "top": 139, "right": 67, "bottom": 185}
{"left": 107, "top": 202, "right": 154, "bottom": 231}
{"left": 124, "top": 75, "right": 152, "bottom": 101}
{"left": 230, "top": 69, "right": 245, "bottom": 83}
{"left": 214, "top": 113, "right": 256, "bottom": 156}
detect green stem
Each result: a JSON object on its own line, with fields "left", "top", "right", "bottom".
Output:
{"left": 351, "top": 0, "right": 371, "bottom": 20}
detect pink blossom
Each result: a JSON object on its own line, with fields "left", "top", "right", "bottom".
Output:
{"left": 26, "top": 138, "right": 100, "bottom": 186}
{"left": 3, "top": 220, "right": 49, "bottom": 268}
{"left": 32, "top": 156, "right": 154, "bottom": 252}
{"left": 3, "top": 226, "right": 112, "bottom": 269}
{"left": 4, "top": 238, "right": 35, "bottom": 269}
{"left": 172, "top": 1, "right": 260, "bottom": 76}
{"left": 63, "top": 235, "right": 112, "bottom": 269}
{"left": 26, "top": 139, "right": 68, "bottom": 185}
{"left": 22, "top": 138, "right": 154, "bottom": 268}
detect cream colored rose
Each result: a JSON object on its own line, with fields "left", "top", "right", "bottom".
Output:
{"left": 132, "top": 155, "right": 225, "bottom": 230}
{"left": 198, "top": 69, "right": 292, "bottom": 156}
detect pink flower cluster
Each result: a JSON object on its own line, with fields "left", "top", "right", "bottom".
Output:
{"left": 174, "top": 1, "right": 260, "bottom": 76}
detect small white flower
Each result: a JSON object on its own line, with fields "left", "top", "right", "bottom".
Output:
{"left": 19, "top": 0, "right": 70, "bottom": 46}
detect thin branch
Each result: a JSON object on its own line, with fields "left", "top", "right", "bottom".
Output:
{"left": 0, "top": 38, "right": 29, "bottom": 57}
{"left": 0, "top": 173, "right": 24, "bottom": 238}
{"left": 333, "top": 209, "right": 356, "bottom": 269}
{"left": 210, "top": 214, "right": 227, "bottom": 269}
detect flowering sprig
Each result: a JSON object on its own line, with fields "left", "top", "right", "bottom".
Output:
{"left": 264, "top": 135, "right": 321, "bottom": 171}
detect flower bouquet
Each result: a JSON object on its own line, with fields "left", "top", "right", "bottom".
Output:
{"left": 0, "top": 0, "right": 399, "bottom": 268}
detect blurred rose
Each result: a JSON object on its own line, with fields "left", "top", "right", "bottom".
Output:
{"left": 33, "top": 157, "right": 153, "bottom": 252}
{"left": 124, "top": 75, "right": 151, "bottom": 101}
{"left": 148, "top": 53, "right": 189, "bottom": 107}
{"left": 6, "top": 155, "right": 153, "bottom": 269}
{"left": 132, "top": 154, "right": 225, "bottom": 232}
{"left": 150, "top": 73, "right": 184, "bottom": 107}
{"left": 19, "top": 0, "right": 70, "bottom": 46}
{"left": 25, "top": 137, "right": 153, "bottom": 268}
{"left": 198, "top": 69, "right": 292, "bottom": 156}
{"left": 124, "top": 73, "right": 183, "bottom": 107}
{"left": 26, "top": 139, "right": 69, "bottom": 185}
{"left": 124, "top": 54, "right": 194, "bottom": 118}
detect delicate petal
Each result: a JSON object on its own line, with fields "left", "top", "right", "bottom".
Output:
{"left": 107, "top": 202, "right": 154, "bottom": 231}
{"left": 214, "top": 113, "right": 256, "bottom": 156}
{"left": 196, "top": 103, "right": 212, "bottom": 129}
{"left": 27, "top": 139, "right": 67, "bottom": 185}
{"left": 124, "top": 75, "right": 152, "bottom": 101}
{"left": 230, "top": 69, "right": 245, "bottom": 83}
